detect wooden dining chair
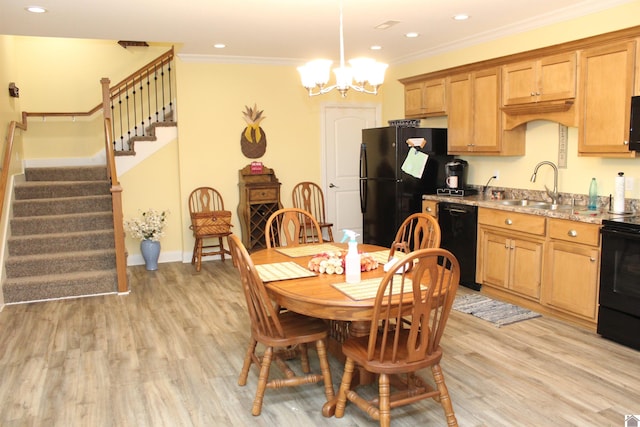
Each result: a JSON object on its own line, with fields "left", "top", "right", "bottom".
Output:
{"left": 334, "top": 248, "right": 461, "bottom": 427}
{"left": 388, "top": 212, "right": 441, "bottom": 260}
{"left": 188, "top": 187, "right": 233, "bottom": 271}
{"left": 264, "top": 207, "right": 323, "bottom": 249}
{"left": 227, "top": 234, "right": 335, "bottom": 416}
{"left": 292, "top": 182, "right": 334, "bottom": 242}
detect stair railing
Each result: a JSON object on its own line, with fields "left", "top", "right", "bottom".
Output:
{"left": 0, "top": 114, "right": 28, "bottom": 222}
{"left": 1, "top": 47, "right": 176, "bottom": 295}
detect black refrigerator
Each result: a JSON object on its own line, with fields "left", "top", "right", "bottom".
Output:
{"left": 360, "top": 126, "right": 452, "bottom": 247}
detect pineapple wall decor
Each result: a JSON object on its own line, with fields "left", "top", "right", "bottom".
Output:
{"left": 240, "top": 104, "right": 267, "bottom": 158}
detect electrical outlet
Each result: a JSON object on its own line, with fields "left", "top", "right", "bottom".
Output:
{"left": 493, "top": 170, "right": 500, "bottom": 180}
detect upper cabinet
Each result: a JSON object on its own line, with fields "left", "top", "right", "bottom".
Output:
{"left": 578, "top": 40, "right": 637, "bottom": 157}
{"left": 502, "top": 52, "right": 576, "bottom": 106}
{"left": 404, "top": 78, "right": 446, "bottom": 118}
{"left": 400, "top": 25, "right": 640, "bottom": 158}
{"left": 447, "top": 68, "right": 525, "bottom": 156}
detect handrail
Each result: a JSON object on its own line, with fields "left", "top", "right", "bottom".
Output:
{"left": 109, "top": 47, "right": 174, "bottom": 98}
{"left": 0, "top": 115, "right": 28, "bottom": 222}
{"left": 101, "top": 77, "right": 128, "bottom": 293}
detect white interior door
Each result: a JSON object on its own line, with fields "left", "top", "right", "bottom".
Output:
{"left": 322, "top": 104, "right": 380, "bottom": 243}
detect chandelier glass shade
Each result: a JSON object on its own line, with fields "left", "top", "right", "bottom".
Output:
{"left": 298, "top": 5, "right": 388, "bottom": 97}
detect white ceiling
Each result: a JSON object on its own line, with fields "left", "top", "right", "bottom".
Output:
{"left": 0, "top": 0, "right": 634, "bottom": 64}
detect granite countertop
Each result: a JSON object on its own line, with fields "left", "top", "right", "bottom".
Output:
{"left": 422, "top": 193, "right": 635, "bottom": 225}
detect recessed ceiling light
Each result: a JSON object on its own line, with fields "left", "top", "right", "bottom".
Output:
{"left": 453, "top": 14, "right": 470, "bottom": 21}
{"left": 405, "top": 32, "right": 419, "bottom": 38}
{"left": 213, "top": 43, "right": 226, "bottom": 49}
{"left": 26, "top": 6, "right": 47, "bottom": 13}
{"left": 370, "top": 45, "right": 382, "bottom": 51}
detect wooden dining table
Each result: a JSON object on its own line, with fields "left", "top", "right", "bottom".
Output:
{"left": 250, "top": 242, "right": 392, "bottom": 417}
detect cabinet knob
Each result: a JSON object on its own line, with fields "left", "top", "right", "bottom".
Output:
{"left": 590, "top": 257, "right": 596, "bottom": 262}
{"left": 567, "top": 230, "right": 578, "bottom": 237}
{"left": 505, "top": 218, "right": 513, "bottom": 225}
{"left": 426, "top": 207, "right": 432, "bottom": 212}
{"left": 530, "top": 92, "right": 536, "bottom": 96}
{"left": 624, "top": 140, "right": 629, "bottom": 145}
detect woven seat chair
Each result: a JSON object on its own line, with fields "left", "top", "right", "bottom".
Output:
{"left": 188, "top": 187, "right": 232, "bottom": 271}
{"left": 292, "top": 182, "right": 334, "bottom": 242}
{"left": 264, "top": 207, "right": 323, "bottom": 249}
{"left": 335, "top": 248, "right": 461, "bottom": 427}
{"left": 227, "top": 234, "right": 335, "bottom": 416}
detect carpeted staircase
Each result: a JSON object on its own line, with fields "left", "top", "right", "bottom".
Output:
{"left": 3, "top": 166, "right": 120, "bottom": 303}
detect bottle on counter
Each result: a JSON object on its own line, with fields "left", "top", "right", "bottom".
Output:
{"left": 588, "top": 177, "right": 598, "bottom": 210}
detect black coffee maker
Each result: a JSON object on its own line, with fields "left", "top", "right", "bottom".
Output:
{"left": 445, "top": 159, "right": 468, "bottom": 190}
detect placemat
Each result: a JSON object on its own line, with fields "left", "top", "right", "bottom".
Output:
{"left": 332, "top": 277, "right": 422, "bottom": 301}
{"left": 369, "top": 250, "right": 391, "bottom": 265}
{"left": 255, "top": 262, "right": 317, "bottom": 282}
{"left": 275, "top": 244, "right": 343, "bottom": 258}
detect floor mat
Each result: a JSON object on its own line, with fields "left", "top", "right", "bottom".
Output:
{"left": 452, "top": 294, "right": 542, "bottom": 327}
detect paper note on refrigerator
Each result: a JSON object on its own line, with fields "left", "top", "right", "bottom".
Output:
{"left": 401, "top": 148, "right": 428, "bottom": 178}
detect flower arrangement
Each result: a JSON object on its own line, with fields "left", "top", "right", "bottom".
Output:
{"left": 124, "top": 209, "right": 169, "bottom": 242}
{"left": 308, "top": 250, "right": 379, "bottom": 274}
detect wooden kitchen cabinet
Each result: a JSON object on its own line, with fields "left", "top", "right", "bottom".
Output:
{"left": 477, "top": 208, "right": 545, "bottom": 300}
{"left": 404, "top": 78, "right": 447, "bottom": 118}
{"left": 542, "top": 219, "right": 601, "bottom": 324}
{"left": 447, "top": 68, "right": 525, "bottom": 156}
{"left": 578, "top": 40, "right": 636, "bottom": 157}
{"left": 421, "top": 199, "right": 438, "bottom": 218}
{"left": 502, "top": 52, "right": 576, "bottom": 106}
{"left": 237, "top": 164, "right": 282, "bottom": 251}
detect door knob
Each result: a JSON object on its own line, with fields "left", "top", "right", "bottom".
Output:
{"left": 329, "top": 183, "right": 338, "bottom": 188}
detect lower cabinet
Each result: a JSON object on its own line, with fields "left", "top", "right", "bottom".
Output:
{"left": 541, "top": 219, "right": 601, "bottom": 323}
{"left": 480, "top": 230, "right": 543, "bottom": 300}
{"left": 476, "top": 209, "right": 601, "bottom": 329}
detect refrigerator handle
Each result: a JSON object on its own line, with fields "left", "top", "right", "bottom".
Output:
{"left": 359, "top": 143, "right": 367, "bottom": 213}
{"left": 359, "top": 143, "right": 367, "bottom": 179}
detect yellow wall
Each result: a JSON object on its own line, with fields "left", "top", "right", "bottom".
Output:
{"left": 3, "top": 1, "right": 640, "bottom": 262}
{"left": 174, "top": 59, "right": 380, "bottom": 259}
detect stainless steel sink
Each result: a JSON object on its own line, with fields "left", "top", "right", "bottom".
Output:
{"left": 499, "top": 199, "right": 548, "bottom": 207}
{"left": 496, "top": 199, "right": 572, "bottom": 211}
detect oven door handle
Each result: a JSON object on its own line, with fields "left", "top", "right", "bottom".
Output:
{"left": 601, "top": 228, "right": 640, "bottom": 240}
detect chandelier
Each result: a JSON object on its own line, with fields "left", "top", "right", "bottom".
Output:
{"left": 297, "top": 3, "right": 388, "bottom": 97}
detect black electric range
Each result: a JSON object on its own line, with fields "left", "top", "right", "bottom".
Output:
{"left": 598, "top": 214, "right": 640, "bottom": 350}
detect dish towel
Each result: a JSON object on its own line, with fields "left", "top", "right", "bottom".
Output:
{"left": 401, "top": 148, "right": 428, "bottom": 178}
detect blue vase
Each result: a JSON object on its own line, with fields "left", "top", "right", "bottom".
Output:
{"left": 140, "top": 239, "right": 161, "bottom": 271}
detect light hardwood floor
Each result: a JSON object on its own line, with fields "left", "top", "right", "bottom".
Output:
{"left": 0, "top": 260, "right": 638, "bottom": 426}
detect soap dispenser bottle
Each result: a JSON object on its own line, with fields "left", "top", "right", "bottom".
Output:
{"left": 341, "top": 230, "right": 361, "bottom": 284}
{"left": 588, "top": 178, "right": 598, "bottom": 210}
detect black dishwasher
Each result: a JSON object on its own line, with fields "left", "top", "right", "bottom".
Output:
{"left": 438, "top": 202, "right": 480, "bottom": 290}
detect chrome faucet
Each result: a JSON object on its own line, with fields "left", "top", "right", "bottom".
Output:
{"left": 530, "top": 161, "right": 560, "bottom": 205}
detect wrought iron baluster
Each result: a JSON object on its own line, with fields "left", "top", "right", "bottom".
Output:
{"left": 154, "top": 64, "right": 159, "bottom": 124}
{"left": 146, "top": 69, "right": 152, "bottom": 129}
{"left": 161, "top": 61, "right": 166, "bottom": 122}
{"left": 167, "top": 59, "right": 173, "bottom": 120}
{"left": 139, "top": 74, "right": 145, "bottom": 136}
{"left": 132, "top": 80, "right": 138, "bottom": 137}
{"left": 117, "top": 90, "right": 125, "bottom": 151}
{"left": 125, "top": 82, "right": 131, "bottom": 149}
